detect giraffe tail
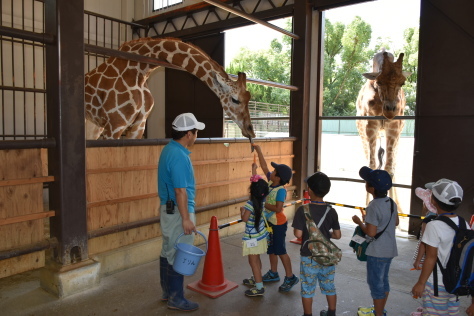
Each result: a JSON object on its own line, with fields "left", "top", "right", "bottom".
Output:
{"left": 377, "top": 146, "right": 385, "bottom": 170}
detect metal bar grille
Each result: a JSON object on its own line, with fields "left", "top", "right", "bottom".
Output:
{"left": 0, "top": 0, "right": 47, "bottom": 140}
{"left": 0, "top": 3, "right": 148, "bottom": 140}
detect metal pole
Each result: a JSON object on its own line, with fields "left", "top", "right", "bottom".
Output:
{"left": 202, "top": 0, "right": 300, "bottom": 40}
{"left": 45, "top": 0, "right": 88, "bottom": 265}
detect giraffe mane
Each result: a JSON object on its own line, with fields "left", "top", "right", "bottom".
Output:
{"left": 119, "top": 37, "right": 230, "bottom": 79}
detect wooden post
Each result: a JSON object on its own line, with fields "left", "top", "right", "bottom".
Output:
{"left": 290, "top": 0, "right": 312, "bottom": 197}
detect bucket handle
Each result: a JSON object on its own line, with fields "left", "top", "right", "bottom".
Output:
{"left": 175, "top": 231, "right": 208, "bottom": 254}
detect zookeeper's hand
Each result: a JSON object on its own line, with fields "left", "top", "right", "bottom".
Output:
{"left": 182, "top": 218, "right": 196, "bottom": 235}
{"left": 411, "top": 282, "right": 425, "bottom": 299}
{"left": 352, "top": 215, "right": 362, "bottom": 225}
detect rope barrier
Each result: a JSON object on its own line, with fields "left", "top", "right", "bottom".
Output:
{"left": 217, "top": 198, "right": 424, "bottom": 229}
{"left": 217, "top": 199, "right": 305, "bottom": 229}
{"left": 324, "top": 201, "right": 425, "bottom": 219}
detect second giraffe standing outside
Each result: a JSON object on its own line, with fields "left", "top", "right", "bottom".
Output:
{"left": 249, "top": 144, "right": 299, "bottom": 292}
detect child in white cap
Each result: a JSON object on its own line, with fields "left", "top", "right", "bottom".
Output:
{"left": 411, "top": 179, "right": 474, "bottom": 316}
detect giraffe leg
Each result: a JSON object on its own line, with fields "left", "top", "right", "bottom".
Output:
{"left": 384, "top": 119, "right": 404, "bottom": 214}
{"left": 124, "top": 109, "right": 151, "bottom": 139}
{"left": 356, "top": 119, "right": 370, "bottom": 162}
{"left": 357, "top": 119, "right": 381, "bottom": 205}
{"left": 125, "top": 89, "right": 154, "bottom": 139}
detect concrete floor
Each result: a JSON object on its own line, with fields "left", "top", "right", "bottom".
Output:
{"left": 1, "top": 221, "right": 471, "bottom": 316}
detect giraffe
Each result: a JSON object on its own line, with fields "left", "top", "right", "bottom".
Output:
{"left": 85, "top": 37, "right": 255, "bottom": 141}
{"left": 356, "top": 50, "right": 412, "bottom": 208}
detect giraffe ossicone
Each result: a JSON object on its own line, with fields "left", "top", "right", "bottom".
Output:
{"left": 85, "top": 37, "right": 255, "bottom": 141}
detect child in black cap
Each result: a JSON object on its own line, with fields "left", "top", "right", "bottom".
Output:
{"left": 292, "top": 172, "right": 341, "bottom": 316}
{"left": 243, "top": 144, "right": 299, "bottom": 292}
{"left": 352, "top": 166, "right": 399, "bottom": 316}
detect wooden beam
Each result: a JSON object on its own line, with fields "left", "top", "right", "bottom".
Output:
{"left": 0, "top": 176, "right": 54, "bottom": 187}
{"left": 0, "top": 211, "right": 56, "bottom": 226}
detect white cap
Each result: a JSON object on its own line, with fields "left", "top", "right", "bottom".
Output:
{"left": 425, "top": 178, "right": 463, "bottom": 206}
{"left": 172, "top": 113, "right": 205, "bottom": 131}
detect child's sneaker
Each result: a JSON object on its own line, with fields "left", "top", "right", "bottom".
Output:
{"left": 410, "top": 307, "right": 423, "bottom": 316}
{"left": 262, "top": 270, "right": 280, "bottom": 282}
{"left": 242, "top": 276, "right": 255, "bottom": 286}
{"left": 357, "top": 306, "right": 387, "bottom": 316}
{"left": 278, "top": 274, "right": 299, "bottom": 292}
{"left": 244, "top": 287, "right": 265, "bottom": 297}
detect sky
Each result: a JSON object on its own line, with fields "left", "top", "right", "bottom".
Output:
{"left": 225, "top": 0, "right": 420, "bottom": 66}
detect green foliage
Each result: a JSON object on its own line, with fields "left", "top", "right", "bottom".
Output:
{"left": 323, "top": 17, "right": 372, "bottom": 116}
{"left": 399, "top": 27, "right": 419, "bottom": 115}
{"left": 226, "top": 19, "right": 292, "bottom": 108}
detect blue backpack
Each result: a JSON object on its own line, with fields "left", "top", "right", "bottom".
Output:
{"left": 433, "top": 216, "right": 474, "bottom": 298}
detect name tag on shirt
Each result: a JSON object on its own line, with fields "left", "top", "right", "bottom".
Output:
{"left": 246, "top": 238, "right": 258, "bottom": 248}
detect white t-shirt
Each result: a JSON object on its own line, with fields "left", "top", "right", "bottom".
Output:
{"left": 422, "top": 216, "right": 469, "bottom": 284}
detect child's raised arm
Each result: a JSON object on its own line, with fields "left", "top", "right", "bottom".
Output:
{"left": 252, "top": 144, "right": 269, "bottom": 175}
{"left": 252, "top": 162, "right": 258, "bottom": 176}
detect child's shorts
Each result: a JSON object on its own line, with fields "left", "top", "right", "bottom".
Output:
{"left": 300, "top": 256, "right": 336, "bottom": 298}
{"left": 367, "top": 256, "right": 392, "bottom": 300}
{"left": 266, "top": 221, "right": 287, "bottom": 255}
{"left": 242, "top": 238, "right": 268, "bottom": 256}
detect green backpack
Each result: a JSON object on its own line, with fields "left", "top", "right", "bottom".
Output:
{"left": 302, "top": 205, "right": 342, "bottom": 266}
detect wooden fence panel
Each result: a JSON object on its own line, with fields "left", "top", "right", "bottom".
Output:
{"left": 0, "top": 149, "right": 48, "bottom": 278}
{"left": 86, "top": 141, "right": 294, "bottom": 256}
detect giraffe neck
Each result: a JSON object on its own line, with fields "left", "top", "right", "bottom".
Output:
{"left": 121, "top": 38, "right": 226, "bottom": 95}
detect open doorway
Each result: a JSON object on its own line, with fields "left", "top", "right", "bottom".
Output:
{"left": 319, "top": 0, "right": 420, "bottom": 230}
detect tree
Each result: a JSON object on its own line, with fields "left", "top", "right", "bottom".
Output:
{"left": 323, "top": 17, "right": 373, "bottom": 116}
{"left": 398, "top": 27, "right": 419, "bottom": 115}
{"left": 226, "top": 19, "right": 292, "bottom": 109}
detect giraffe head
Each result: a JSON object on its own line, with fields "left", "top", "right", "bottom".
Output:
{"left": 363, "top": 52, "right": 412, "bottom": 119}
{"left": 212, "top": 71, "right": 255, "bottom": 141}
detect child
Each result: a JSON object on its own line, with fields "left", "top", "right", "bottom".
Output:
{"left": 412, "top": 187, "right": 438, "bottom": 270}
{"left": 248, "top": 144, "right": 299, "bottom": 292}
{"left": 240, "top": 162, "right": 270, "bottom": 297}
{"left": 292, "top": 172, "right": 341, "bottom": 316}
{"left": 352, "top": 166, "right": 399, "bottom": 316}
{"left": 411, "top": 179, "right": 474, "bottom": 315}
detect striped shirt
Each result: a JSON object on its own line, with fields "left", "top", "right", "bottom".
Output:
{"left": 242, "top": 200, "right": 269, "bottom": 241}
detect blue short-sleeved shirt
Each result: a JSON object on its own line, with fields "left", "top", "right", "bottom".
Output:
{"left": 158, "top": 140, "right": 196, "bottom": 213}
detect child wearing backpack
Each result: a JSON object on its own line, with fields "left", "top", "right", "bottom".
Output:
{"left": 411, "top": 179, "right": 474, "bottom": 316}
{"left": 352, "top": 167, "right": 399, "bottom": 316}
{"left": 245, "top": 144, "right": 299, "bottom": 292}
{"left": 412, "top": 187, "right": 438, "bottom": 270}
{"left": 292, "top": 172, "right": 341, "bottom": 316}
{"left": 240, "top": 162, "right": 270, "bottom": 297}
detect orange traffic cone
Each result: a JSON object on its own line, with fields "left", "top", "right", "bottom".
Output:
{"left": 187, "top": 216, "right": 238, "bottom": 298}
{"left": 470, "top": 215, "right": 474, "bottom": 228}
{"left": 291, "top": 190, "right": 311, "bottom": 245}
